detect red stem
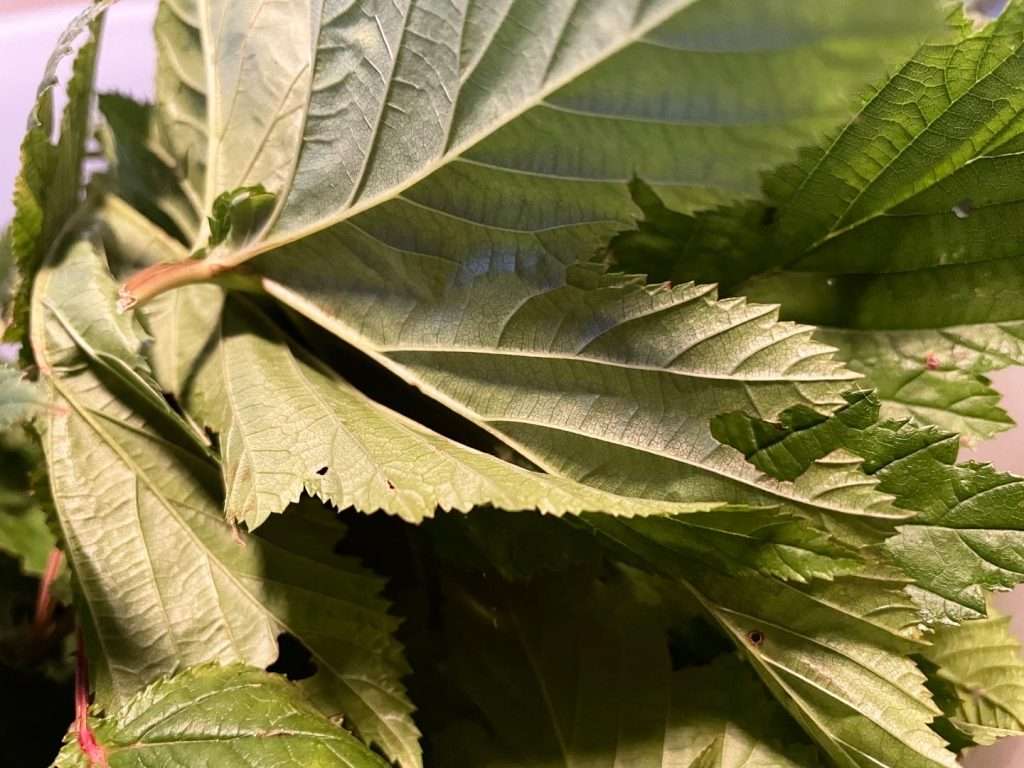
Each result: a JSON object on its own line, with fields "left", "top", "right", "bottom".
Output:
{"left": 32, "top": 548, "right": 63, "bottom": 639}
{"left": 75, "top": 626, "right": 108, "bottom": 767}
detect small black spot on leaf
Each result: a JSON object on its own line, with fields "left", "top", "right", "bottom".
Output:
{"left": 315, "top": 466, "right": 328, "bottom": 476}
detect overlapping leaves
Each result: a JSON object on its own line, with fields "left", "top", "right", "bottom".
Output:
{"left": 29, "top": 236, "right": 420, "bottom": 766}
{"left": 11, "top": 1, "right": 1024, "bottom": 768}
{"left": 53, "top": 665, "right": 387, "bottom": 768}
{"left": 714, "top": 390, "right": 1024, "bottom": 625}
{"left": 615, "top": 2, "right": 1024, "bottom": 440}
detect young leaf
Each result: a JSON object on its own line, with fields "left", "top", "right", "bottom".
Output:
{"left": 920, "top": 610, "right": 1024, "bottom": 746}
{"left": 713, "top": 390, "right": 1024, "bottom": 625}
{"left": 5, "top": 1, "right": 112, "bottom": 363}
{"left": 120, "top": 0, "right": 946, "bottom": 304}
{"left": 52, "top": 664, "right": 387, "bottom": 768}
{"left": 30, "top": 238, "right": 421, "bottom": 768}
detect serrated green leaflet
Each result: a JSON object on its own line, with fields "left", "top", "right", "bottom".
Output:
{"left": 713, "top": 390, "right": 1024, "bottom": 625}
{"left": 614, "top": 3, "right": 1024, "bottom": 440}
{"left": 52, "top": 665, "right": 387, "bottom": 768}
{"left": 920, "top": 609, "right": 1024, "bottom": 746}
{"left": 30, "top": 238, "right": 420, "bottom": 767}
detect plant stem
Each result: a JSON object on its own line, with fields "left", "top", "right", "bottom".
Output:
{"left": 117, "top": 259, "right": 223, "bottom": 310}
{"left": 31, "top": 548, "right": 62, "bottom": 640}
{"left": 74, "top": 625, "right": 107, "bottom": 767}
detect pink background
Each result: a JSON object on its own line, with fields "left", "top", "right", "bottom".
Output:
{"left": 1, "top": 1, "right": 1021, "bottom": 764}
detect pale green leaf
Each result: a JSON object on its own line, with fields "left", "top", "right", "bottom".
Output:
{"left": 591, "top": 505, "right": 956, "bottom": 768}
{"left": 30, "top": 238, "right": 421, "bottom": 768}
{"left": 152, "top": 0, "right": 207, "bottom": 212}
{"left": 119, "top": 0, "right": 945, "bottom": 306}
{"left": 105, "top": 199, "right": 856, "bottom": 582}
{"left": 669, "top": 656, "right": 822, "bottom": 768}
{"left": 167, "top": 290, "right": 749, "bottom": 530}
{"left": 53, "top": 664, "right": 387, "bottom": 768}
{"left": 260, "top": 248, "right": 905, "bottom": 550}
{"left": 921, "top": 609, "right": 1024, "bottom": 746}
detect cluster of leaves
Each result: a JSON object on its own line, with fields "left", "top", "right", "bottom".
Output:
{"left": 5, "top": 0, "right": 1024, "bottom": 766}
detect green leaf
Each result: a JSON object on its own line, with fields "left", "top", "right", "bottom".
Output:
{"left": 152, "top": 0, "right": 207, "bottom": 213}
{"left": 0, "top": 430, "right": 56, "bottom": 577}
{"left": 592, "top": 515, "right": 959, "bottom": 767}
{"left": 104, "top": 199, "right": 856, "bottom": 584}
{"left": 434, "top": 577, "right": 821, "bottom": 767}
{"left": 97, "top": 93, "right": 200, "bottom": 242}
{"left": 668, "top": 656, "right": 822, "bottom": 768}
{"left": 53, "top": 664, "right": 387, "bottom": 768}
{"left": 713, "top": 390, "right": 1024, "bottom": 625}
{"left": 5, "top": 1, "right": 111, "bottom": 364}
{"left": 120, "top": 0, "right": 945, "bottom": 306}
{"left": 676, "top": 566, "right": 958, "bottom": 768}
{"left": 614, "top": 4, "right": 1024, "bottom": 439}
{"left": 0, "top": 504, "right": 54, "bottom": 579}
{"left": 0, "top": 365, "right": 43, "bottom": 430}
{"left": 30, "top": 238, "right": 421, "bottom": 767}
{"left": 920, "top": 609, "right": 1024, "bottom": 746}
{"left": 171, "top": 291, "right": 750, "bottom": 530}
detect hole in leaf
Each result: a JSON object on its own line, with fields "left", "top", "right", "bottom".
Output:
{"left": 746, "top": 629, "right": 765, "bottom": 648}
{"left": 268, "top": 633, "right": 317, "bottom": 681}
{"left": 315, "top": 466, "right": 328, "bottom": 476}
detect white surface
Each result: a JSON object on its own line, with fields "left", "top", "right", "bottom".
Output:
{"left": 1, "top": 3, "right": 1023, "bottom": 765}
